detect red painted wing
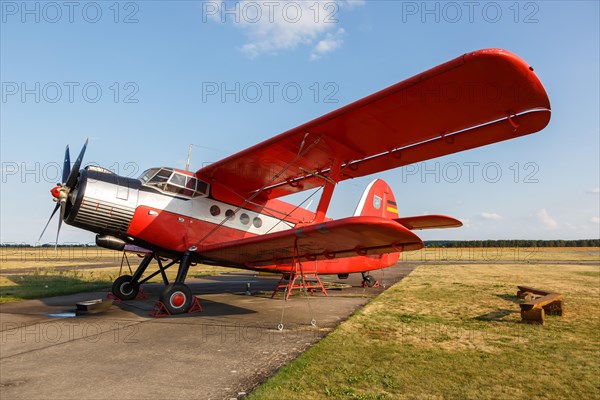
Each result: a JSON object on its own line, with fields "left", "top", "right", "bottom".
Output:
{"left": 395, "top": 215, "right": 463, "bottom": 230}
{"left": 197, "top": 216, "right": 423, "bottom": 268}
{"left": 197, "top": 48, "right": 551, "bottom": 200}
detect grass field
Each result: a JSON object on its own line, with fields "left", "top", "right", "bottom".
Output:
{"left": 249, "top": 254, "right": 600, "bottom": 399}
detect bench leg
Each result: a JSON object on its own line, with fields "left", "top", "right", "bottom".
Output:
{"left": 521, "top": 308, "right": 545, "bottom": 325}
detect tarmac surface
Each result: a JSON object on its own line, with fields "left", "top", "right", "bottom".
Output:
{"left": 0, "top": 263, "right": 415, "bottom": 400}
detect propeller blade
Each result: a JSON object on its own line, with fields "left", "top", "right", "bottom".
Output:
{"left": 62, "top": 145, "right": 71, "bottom": 184}
{"left": 55, "top": 201, "right": 66, "bottom": 250}
{"left": 39, "top": 202, "right": 60, "bottom": 241}
{"left": 65, "top": 139, "right": 88, "bottom": 189}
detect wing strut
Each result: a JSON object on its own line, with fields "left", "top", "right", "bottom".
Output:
{"left": 314, "top": 153, "right": 342, "bottom": 223}
{"left": 193, "top": 133, "right": 323, "bottom": 246}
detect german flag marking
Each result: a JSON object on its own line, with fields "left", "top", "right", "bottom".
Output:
{"left": 387, "top": 206, "right": 398, "bottom": 214}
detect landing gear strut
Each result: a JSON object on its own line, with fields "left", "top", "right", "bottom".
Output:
{"left": 110, "top": 250, "right": 198, "bottom": 315}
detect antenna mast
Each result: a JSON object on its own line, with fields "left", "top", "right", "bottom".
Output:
{"left": 185, "top": 144, "right": 193, "bottom": 171}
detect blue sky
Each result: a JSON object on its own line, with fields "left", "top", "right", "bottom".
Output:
{"left": 1, "top": 0, "right": 599, "bottom": 244}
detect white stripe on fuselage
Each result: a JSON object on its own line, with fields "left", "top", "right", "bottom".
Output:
{"left": 136, "top": 187, "right": 293, "bottom": 235}
{"left": 83, "top": 178, "right": 298, "bottom": 235}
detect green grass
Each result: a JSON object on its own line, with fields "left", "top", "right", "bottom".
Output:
{"left": 0, "top": 269, "right": 112, "bottom": 302}
{"left": 249, "top": 263, "right": 600, "bottom": 400}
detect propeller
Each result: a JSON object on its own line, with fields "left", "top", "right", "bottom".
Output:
{"left": 39, "top": 139, "right": 88, "bottom": 247}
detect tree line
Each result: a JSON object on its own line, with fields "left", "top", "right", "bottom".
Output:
{"left": 424, "top": 239, "right": 600, "bottom": 248}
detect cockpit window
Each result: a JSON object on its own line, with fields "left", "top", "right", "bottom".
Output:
{"left": 139, "top": 168, "right": 160, "bottom": 183}
{"left": 139, "top": 167, "right": 209, "bottom": 198}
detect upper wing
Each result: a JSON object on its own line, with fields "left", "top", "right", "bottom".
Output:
{"left": 395, "top": 215, "right": 462, "bottom": 230}
{"left": 197, "top": 216, "right": 423, "bottom": 268}
{"left": 197, "top": 48, "right": 551, "bottom": 200}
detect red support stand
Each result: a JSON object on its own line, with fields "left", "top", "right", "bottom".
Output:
{"left": 271, "top": 240, "right": 329, "bottom": 300}
{"left": 106, "top": 292, "right": 122, "bottom": 302}
{"left": 188, "top": 296, "right": 203, "bottom": 313}
{"left": 150, "top": 301, "right": 171, "bottom": 318}
{"left": 271, "top": 272, "right": 328, "bottom": 300}
{"left": 136, "top": 287, "right": 148, "bottom": 300}
{"left": 150, "top": 296, "right": 203, "bottom": 318}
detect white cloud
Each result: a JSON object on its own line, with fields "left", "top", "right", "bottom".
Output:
{"left": 208, "top": 1, "right": 364, "bottom": 59}
{"left": 587, "top": 188, "right": 600, "bottom": 194}
{"left": 480, "top": 212, "right": 502, "bottom": 220}
{"left": 310, "top": 28, "right": 345, "bottom": 60}
{"left": 591, "top": 217, "right": 600, "bottom": 224}
{"left": 343, "top": 0, "right": 366, "bottom": 9}
{"left": 537, "top": 209, "right": 558, "bottom": 229}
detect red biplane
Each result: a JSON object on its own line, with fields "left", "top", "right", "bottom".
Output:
{"left": 40, "top": 49, "right": 550, "bottom": 314}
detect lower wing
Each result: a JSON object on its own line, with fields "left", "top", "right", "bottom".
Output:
{"left": 197, "top": 216, "right": 424, "bottom": 268}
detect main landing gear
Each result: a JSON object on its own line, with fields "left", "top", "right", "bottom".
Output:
{"left": 110, "top": 250, "right": 197, "bottom": 315}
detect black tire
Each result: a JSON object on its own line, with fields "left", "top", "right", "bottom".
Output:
{"left": 160, "top": 283, "right": 193, "bottom": 314}
{"left": 364, "top": 275, "right": 376, "bottom": 288}
{"left": 112, "top": 275, "right": 139, "bottom": 300}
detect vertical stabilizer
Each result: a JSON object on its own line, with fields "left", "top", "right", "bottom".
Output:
{"left": 353, "top": 179, "right": 399, "bottom": 219}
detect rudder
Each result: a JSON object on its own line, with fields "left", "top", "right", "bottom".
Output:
{"left": 353, "top": 179, "right": 399, "bottom": 219}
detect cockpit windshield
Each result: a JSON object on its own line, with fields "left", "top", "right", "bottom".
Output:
{"left": 138, "top": 168, "right": 209, "bottom": 198}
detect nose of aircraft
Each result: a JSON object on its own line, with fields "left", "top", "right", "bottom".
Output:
{"left": 39, "top": 139, "right": 89, "bottom": 247}
{"left": 50, "top": 185, "right": 61, "bottom": 199}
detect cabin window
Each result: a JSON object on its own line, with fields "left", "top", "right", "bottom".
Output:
{"left": 240, "top": 213, "right": 250, "bottom": 225}
{"left": 140, "top": 167, "right": 210, "bottom": 198}
{"left": 253, "top": 217, "right": 263, "bottom": 228}
{"left": 210, "top": 205, "right": 220, "bottom": 216}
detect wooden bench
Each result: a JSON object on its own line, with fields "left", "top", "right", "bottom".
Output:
{"left": 517, "top": 286, "right": 564, "bottom": 324}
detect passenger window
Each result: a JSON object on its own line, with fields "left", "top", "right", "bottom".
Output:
{"left": 196, "top": 180, "right": 208, "bottom": 195}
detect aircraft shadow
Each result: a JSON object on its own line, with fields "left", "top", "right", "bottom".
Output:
{"left": 113, "top": 297, "right": 257, "bottom": 319}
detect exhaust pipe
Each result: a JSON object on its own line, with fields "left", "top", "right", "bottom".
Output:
{"left": 96, "top": 234, "right": 126, "bottom": 251}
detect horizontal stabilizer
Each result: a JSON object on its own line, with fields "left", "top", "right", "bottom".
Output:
{"left": 394, "top": 215, "right": 462, "bottom": 230}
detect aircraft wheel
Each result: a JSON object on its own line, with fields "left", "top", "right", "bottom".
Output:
{"left": 160, "top": 283, "right": 193, "bottom": 314}
{"left": 363, "top": 275, "right": 376, "bottom": 288}
{"left": 112, "top": 275, "right": 139, "bottom": 300}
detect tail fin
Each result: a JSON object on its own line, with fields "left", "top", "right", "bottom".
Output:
{"left": 354, "top": 179, "right": 399, "bottom": 219}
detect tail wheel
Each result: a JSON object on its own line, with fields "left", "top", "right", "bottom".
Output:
{"left": 160, "top": 283, "right": 193, "bottom": 314}
{"left": 363, "top": 275, "right": 376, "bottom": 288}
{"left": 112, "top": 275, "right": 140, "bottom": 300}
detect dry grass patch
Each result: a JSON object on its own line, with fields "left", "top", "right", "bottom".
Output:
{"left": 249, "top": 261, "right": 600, "bottom": 400}
{"left": 401, "top": 247, "right": 600, "bottom": 262}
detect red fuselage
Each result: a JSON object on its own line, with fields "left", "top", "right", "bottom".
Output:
{"left": 65, "top": 166, "right": 398, "bottom": 274}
